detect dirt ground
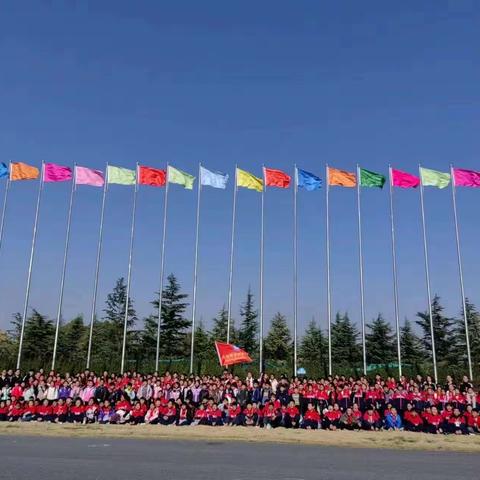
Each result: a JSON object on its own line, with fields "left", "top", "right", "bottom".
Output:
{"left": 1, "top": 422, "right": 480, "bottom": 452}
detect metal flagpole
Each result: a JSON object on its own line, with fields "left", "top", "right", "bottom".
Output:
{"left": 418, "top": 164, "right": 438, "bottom": 383}
{"left": 51, "top": 164, "right": 76, "bottom": 371}
{"left": 388, "top": 167, "right": 402, "bottom": 378}
{"left": 356, "top": 165, "right": 367, "bottom": 375}
{"left": 259, "top": 166, "right": 265, "bottom": 374}
{"left": 17, "top": 161, "right": 44, "bottom": 370}
{"left": 450, "top": 165, "right": 473, "bottom": 380}
{"left": 0, "top": 162, "right": 11, "bottom": 256}
{"left": 226, "top": 165, "right": 238, "bottom": 343}
{"left": 155, "top": 164, "right": 169, "bottom": 371}
{"left": 86, "top": 164, "right": 108, "bottom": 369}
{"left": 190, "top": 163, "right": 202, "bottom": 374}
{"left": 120, "top": 163, "right": 139, "bottom": 374}
{"left": 325, "top": 164, "right": 332, "bottom": 376}
{"left": 293, "top": 165, "right": 298, "bottom": 376}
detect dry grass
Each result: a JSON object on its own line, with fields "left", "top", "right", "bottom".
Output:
{"left": 1, "top": 422, "right": 480, "bottom": 452}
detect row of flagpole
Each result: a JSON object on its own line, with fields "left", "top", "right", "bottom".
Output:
{"left": 0, "top": 161, "right": 478, "bottom": 380}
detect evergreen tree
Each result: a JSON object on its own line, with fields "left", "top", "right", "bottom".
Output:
{"left": 449, "top": 299, "right": 480, "bottom": 369}
{"left": 103, "top": 277, "right": 137, "bottom": 328}
{"left": 264, "top": 313, "right": 292, "bottom": 361}
{"left": 211, "top": 305, "right": 229, "bottom": 342}
{"left": 331, "top": 312, "right": 361, "bottom": 372}
{"left": 365, "top": 314, "right": 395, "bottom": 366}
{"left": 400, "top": 318, "right": 425, "bottom": 368}
{"left": 238, "top": 288, "right": 258, "bottom": 355}
{"left": 155, "top": 274, "right": 190, "bottom": 358}
{"left": 21, "top": 310, "right": 55, "bottom": 368}
{"left": 57, "top": 316, "right": 87, "bottom": 370}
{"left": 416, "top": 295, "right": 453, "bottom": 361}
{"left": 299, "top": 318, "right": 328, "bottom": 377}
{"left": 193, "top": 320, "right": 211, "bottom": 373}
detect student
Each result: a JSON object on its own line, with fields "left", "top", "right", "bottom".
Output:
{"left": 322, "top": 403, "right": 341, "bottom": 431}
{"left": 225, "top": 402, "right": 242, "bottom": 426}
{"left": 424, "top": 406, "right": 443, "bottom": 434}
{"left": 446, "top": 408, "right": 467, "bottom": 435}
{"left": 69, "top": 399, "right": 85, "bottom": 424}
{"left": 403, "top": 408, "right": 423, "bottom": 432}
{"left": 129, "top": 403, "right": 145, "bottom": 425}
{"left": 21, "top": 400, "right": 37, "bottom": 422}
{"left": 36, "top": 399, "right": 53, "bottom": 422}
{"left": 243, "top": 403, "right": 259, "bottom": 427}
{"left": 283, "top": 400, "right": 300, "bottom": 429}
{"left": 206, "top": 404, "right": 224, "bottom": 426}
{"left": 339, "top": 407, "right": 361, "bottom": 431}
{"left": 98, "top": 401, "right": 114, "bottom": 424}
{"left": 84, "top": 398, "right": 98, "bottom": 424}
{"left": 467, "top": 409, "right": 480, "bottom": 434}
{"left": 362, "top": 406, "right": 381, "bottom": 431}
{"left": 301, "top": 403, "right": 320, "bottom": 430}
{"left": 0, "top": 401, "right": 7, "bottom": 422}
{"left": 261, "top": 403, "right": 281, "bottom": 429}
{"left": 145, "top": 404, "right": 160, "bottom": 425}
{"left": 159, "top": 401, "right": 177, "bottom": 426}
{"left": 384, "top": 407, "right": 403, "bottom": 431}
{"left": 177, "top": 404, "right": 191, "bottom": 426}
{"left": 193, "top": 404, "right": 208, "bottom": 425}
{"left": 53, "top": 398, "right": 68, "bottom": 423}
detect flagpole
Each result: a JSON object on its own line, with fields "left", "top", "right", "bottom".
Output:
{"left": 120, "top": 163, "right": 138, "bottom": 374}
{"left": 325, "top": 164, "right": 332, "bottom": 376}
{"left": 17, "top": 161, "right": 44, "bottom": 370}
{"left": 450, "top": 165, "right": 473, "bottom": 380}
{"left": 155, "top": 164, "right": 169, "bottom": 372}
{"left": 0, "top": 162, "right": 11, "bottom": 256}
{"left": 356, "top": 165, "right": 367, "bottom": 375}
{"left": 418, "top": 164, "right": 438, "bottom": 383}
{"left": 190, "top": 163, "right": 202, "bottom": 374}
{"left": 388, "top": 167, "right": 402, "bottom": 378}
{"left": 86, "top": 164, "right": 108, "bottom": 369}
{"left": 226, "top": 165, "right": 237, "bottom": 343}
{"left": 51, "top": 164, "right": 76, "bottom": 371}
{"left": 259, "top": 165, "right": 265, "bottom": 374}
{"left": 293, "top": 165, "right": 298, "bottom": 376}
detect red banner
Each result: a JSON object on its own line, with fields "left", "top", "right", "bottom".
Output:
{"left": 215, "top": 341, "right": 252, "bottom": 367}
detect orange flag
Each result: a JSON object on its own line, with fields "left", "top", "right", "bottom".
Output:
{"left": 328, "top": 167, "right": 356, "bottom": 187}
{"left": 10, "top": 162, "right": 40, "bottom": 181}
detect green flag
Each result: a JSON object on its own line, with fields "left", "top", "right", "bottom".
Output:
{"left": 168, "top": 165, "right": 195, "bottom": 190}
{"left": 360, "top": 168, "right": 385, "bottom": 188}
{"left": 107, "top": 165, "right": 136, "bottom": 185}
{"left": 420, "top": 167, "right": 450, "bottom": 189}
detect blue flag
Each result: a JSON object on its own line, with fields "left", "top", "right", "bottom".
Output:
{"left": 0, "top": 163, "right": 8, "bottom": 179}
{"left": 200, "top": 166, "right": 229, "bottom": 189}
{"left": 297, "top": 168, "right": 322, "bottom": 191}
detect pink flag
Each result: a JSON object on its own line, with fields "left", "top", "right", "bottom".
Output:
{"left": 44, "top": 163, "right": 73, "bottom": 182}
{"left": 453, "top": 168, "right": 480, "bottom": 187}
{"left": 391, "top": 168, "right": 420, "bottom": 188}
{"left": 75, "top": 166, "right": 105, "bottom": 187}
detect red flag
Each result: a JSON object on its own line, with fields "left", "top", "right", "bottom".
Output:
{"left": 264, "top": 167, "right": 291, "bottom": 188}
{"left": 139, "top": 166, "right": 166, "bottom": 186}
{"left": 215, "top": 341, "right": 252, "bottom": 367}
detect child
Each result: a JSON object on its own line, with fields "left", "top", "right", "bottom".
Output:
{"left": 53, "top": 398, "right": 68, "bottom": 423}
{"left": 243, "top": 403, "right": 258, "bottom": 427}
{"left": 159, "top": 401, "right": 177, "bottom": 425}
{"left": 206, "top": 404, "right": 224, "bottom": 426}
{"left": 69, "top": 399, "right": 85, "bottom": 424}
{"left": 384, "top": 407, "right": 403, "bottom": 431}
{"left": 129, "top": 403, "right": 145, "bottom": 425}
{"left": 301, "top": 403, "right": 320, "bottom": 430}
{"left": 322, "top": 404, "right": 341, "bottom": 431}
{"left": 283, "top": 400, "right": 300, "bottom": 429}
{"left": 362, "top": 406, "right": 381, "bottom": 431}
{"left": 339, "top": 407, "right": 360, "bottom": 431}
{"left": 36, "top": 399, "right": 53, "bottom": 422}
{"left": 403, "top": 409, "right": 423, "bottom": 432}
{"left": 145, "top": 404, "right": 160, "bottom": 425}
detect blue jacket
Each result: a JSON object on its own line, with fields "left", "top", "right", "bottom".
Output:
{"left": 385, "top": 413, "right": 403, "bottom": 429}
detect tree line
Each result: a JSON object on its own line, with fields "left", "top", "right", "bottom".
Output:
{"left": 0, "top": 274, "right": 479, "bottom": 378}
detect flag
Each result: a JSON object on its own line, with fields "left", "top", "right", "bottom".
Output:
{"left": 44, "top": 163, "right": 73, "bottom": 182}
{"left": 264, "top": 167, "right": 291, "bottom": 188}
{"left": 236, "top": 168, "right": 263, "bottom": 192}
{"left": 0, "top": 163, "right": 8, "bottom": 179}
{"left": 75, "top": 166, "right": 105, "bottom": 187}
{"left": 360, "top": 168, "right": 385, "bottom": 188}
{"left": 10, "top": 162, "right": 40, "bottom": 181}
{"left": 297, "top": 168, "right": 322, "bottom": 191}
{"left": 453, "top": 168, "right": 480, "bottom": 187}
{"left": 107, "top": 165, "right": 136, "bottom": 185}
{"left": 391, "top": 169, "right": 420, "bottom": 188}
{"left": 214, "top": 341, "right": 252, "bottom": 367}
{"left": 168, "top": 166, "right": 195, "bottom": 190}
{"left": 200, "top": 166, "right": 228, "bottom": 189}
{"left": 328, "top": 167, "right": 356, "bottom": 187}
{"left": 419, "top": 167, "right": 450, "bottom": 189}
{"left": 139, "top": 166, "right": 166, "bottom": 187}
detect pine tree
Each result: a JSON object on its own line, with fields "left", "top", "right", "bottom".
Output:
{"left": 331, "top": 312, "right": 361, "bottom": 372}
{"left": 299, "top": 318, "right": 328, "bottom": 377}
{"left": 365, "top": 314, "right": 395, "bottom": 366}
{"left": 400, "top": 318, "right": 424, "bottom": 366}
{"left": 238, "top": 288, "right": 258, "bottom": 355}
{"left": 264, "top": 313, "right": 292, "bottom": 361}
{"left": 192, "top": 320, "right": 211, "bottom": 373}
{"left": 416, "top": 295, "right": 453, "bottom": 361}
{"left": 57, "top": 316, "right": 87, "bottom": 370}
{"left": 211, "top": 305, "right": 229, "bottom": 342}
{"left": 155, "top": 274, "right": 190, "bottom": 358}
{"left": 103, "top": 277, "right": 137, "bottom": 328}
{"left": 22, "top": 310, "right": 55, "bottom": 368}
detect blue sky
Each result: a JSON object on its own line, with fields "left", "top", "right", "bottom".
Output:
{"left": 0, "top": 1, "right": 479, "bottom": 337}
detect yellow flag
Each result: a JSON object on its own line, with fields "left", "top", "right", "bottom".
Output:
{"left": 236, "top": 168, "right": 263, "bottom": 192}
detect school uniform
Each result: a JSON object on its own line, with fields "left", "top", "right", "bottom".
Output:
{"left": 243, "top": 407, "right": 258, "bottom": 427}
{"left": 322, "top": 410, "right": 341, "bottom": 430}
{"left": 69, "top": 405, "right": 85, "bottom": 423}
{"left": 282, "top": 406, "right": 300, "bottom": 429}
{"left": 403, "top": 411, "right": 424, "bottom": 432}
{"left": 301, "top": 409, "right": 320, "bottom": 430}
{"left": 446, "top": 414, "right": 467, "bottom": 435}
{"left": 53, "top": 403, "right": 68, "bottom": 423}
{"left": 159, "top": 406, "right": 177, "bottom": 425}
{"left": 423, "top": 412, "right": 443, "bottom": 434}
{"left": 36, "top": 404, "right": 53, "bottom": 422}
{"left": 362, "top": 410, "right": 381, "bottom": 430}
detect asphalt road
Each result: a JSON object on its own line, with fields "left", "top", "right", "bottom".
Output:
{"left": 0, "top": 436, "right": 479, "bottom": 480}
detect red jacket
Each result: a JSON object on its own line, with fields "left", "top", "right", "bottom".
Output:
{"left": 304, "top": 409, "right": 320, "bottom": 422}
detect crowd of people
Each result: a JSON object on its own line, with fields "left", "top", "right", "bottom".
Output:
{"left": 1, "top": 368, "right": 479, "bottom": 435}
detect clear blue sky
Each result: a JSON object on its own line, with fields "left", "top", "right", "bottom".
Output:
{"left": 0, "top": 1, "right": 479, "bottom": 337}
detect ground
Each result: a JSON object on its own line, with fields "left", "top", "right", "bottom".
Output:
{"left": 1, "top": 434, "right": 480, "bottom": 480}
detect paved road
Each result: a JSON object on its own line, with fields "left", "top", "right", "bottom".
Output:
{"left": 0, "top": 436, "right": 478, "bottom": 480}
